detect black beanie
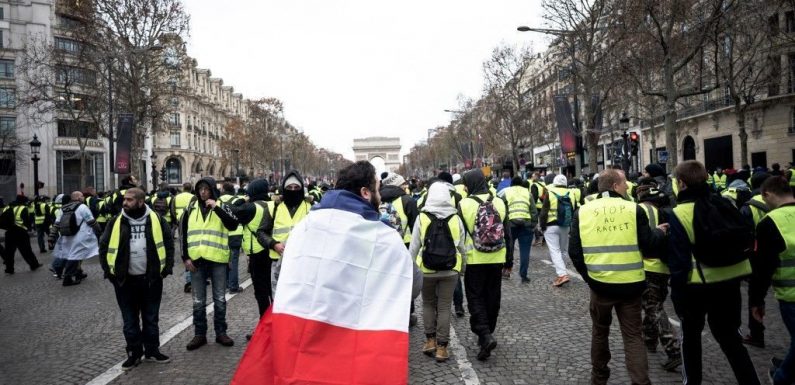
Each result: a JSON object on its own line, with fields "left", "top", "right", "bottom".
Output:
{"left": 644, "top": 164, "right": 665, "bottom": 178}
{"left": 437, "top": 171, "right": 453, "bottom": 184}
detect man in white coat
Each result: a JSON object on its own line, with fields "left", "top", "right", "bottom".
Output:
{"left": 50, "top": 191, "right": 100, "bottom": 286}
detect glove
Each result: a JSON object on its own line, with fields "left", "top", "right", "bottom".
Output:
{"left": 161, "top": 268, "right": 173, "bottom": 279}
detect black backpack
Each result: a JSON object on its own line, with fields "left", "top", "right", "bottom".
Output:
{"left": 691, "top": 194, "right": 753, "bottom": 273}
{"left": 421, "top": 214, "right": 458, "bottom": 271}
{"left": 58, "top": 204, "right": 82, "bottom": 236}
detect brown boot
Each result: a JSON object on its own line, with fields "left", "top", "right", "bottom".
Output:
{"left": 435, "top": 344, "right": 449, "bottom": 362}
{"left": 186, "top": 335, "right": 207, "bottom": 351}
{"left": 422, "top": 337, "right": 436, "bottom": 357}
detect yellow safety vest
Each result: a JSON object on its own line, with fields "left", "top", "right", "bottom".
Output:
{"left": 789, "top": 169, "right": 795, "bottom": 187}
{"left": 106, "top": 211, "right": 166, "bottom": 275}
{"left": 568, "top": 187, "right": 582, "bottom": 209}
{"left": 243, "top": 202, "right": 267, "bottom": 255}
{"left": 96, "top": 200, "right": 108, "bottom": 224}
{"left": 219, "top": 195, "right": 244, "bottom": 237}
{"left": 186, "top": 202, "right": 230, "bottom": 263}
{"left": 671, "top": 176, "right": 680, "bottom": 198}
{"left": 639, "top": 202, "right": 669, "bottom": 274}
{"left": 460, "top": 193, "right": 506, "bottom": 265}
{"left": 173, "top": 192, "right": 194, "bottom": 223}
{"left": 746, "top": 194, "right": 769, "bottom": 228}
{"left": 579, "top": 197, "right": 645, "bottom": 284}
{"left": 766, "top": 206, "right": 795, "bottom": 302}
{"left": 392, "top": 197, "right": 413, "bottom": 244}
{"left": 545, "top": 186, "right": 571, "bottom": 225}
{"left": 504, "top": 186, "right": 532, "bottom": 221}
{"left": 268, "top": 200, "right": 310, "bottom": 260}
{"left": 415, "top": 213, "right": 464, "bottom": 274}
{"left": 532, "top": 181, "right": 546, "bottom": 209}
{"left": 34, "top": 202, "right": 48, "bottom": 225}
{"left": 711, "top": 173, "right": 727, "bottom": 191}
{"left": 13, "top": 206, "right": 27, "bottom": 231}
{"left": 583, "top": 193, "right": 598, "bottom": 205}
{"left": 673, "top": 202, "right": 752, "bottom": 284}
{"left": 626, "top": 182, "right": 637, "bottom": 202}
{"left": 455, "top": 184, "right": 468, "bottom": 199}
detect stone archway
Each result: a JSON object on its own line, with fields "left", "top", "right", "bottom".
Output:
{"left": 683, "top": 135, "right": 696, "bottom": 161}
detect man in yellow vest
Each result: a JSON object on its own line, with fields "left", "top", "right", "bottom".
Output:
{"left": 668, "top": 160, "right": 759, "bottom": 385}
{"left": 219, "top": 182, "right": 245, "bottom": 293}
{"left": 499, "top": 176, "right": 537, "bottom": 282}
{"left": 540, "top": 174, "right": 574, "bottom": 287}
{"left": 98, "top": 188, "right": 174, "bottom": 370}
{"left": 459, "top": 169, "right": 512, "bottom": 361}
{"left": 569, "top": 168, "right": 667, "bottom": 385}
{"left": 180, "top": 177, "right": 239, "bottom": 351}
{"left": 739, "top": 172, "right": 772, "bottom": 348}
{"left": 750, "top": 176, "right": 795, "bottom": 383}
{"left": 1, "top": 195, "right": 42, "bottom": 274}
{"left": 379, "top": 172, "right": 419, "bottom": 248}
{"left": 635, "top": 178, "right": 681, "bottom": 372}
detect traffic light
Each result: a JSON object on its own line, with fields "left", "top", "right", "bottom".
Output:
{"left": 629, "top": 132, "right": 639, "bottom": 156}
{"left": 159, "top": 166, "right": 166, "bottom": 182}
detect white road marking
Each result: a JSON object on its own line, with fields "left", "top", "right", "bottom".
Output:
{"left": 449, "top": 325, "right": 481, "bottom": 385}
{"left": 86, "top": 277, "right": 254, "bottom": 385}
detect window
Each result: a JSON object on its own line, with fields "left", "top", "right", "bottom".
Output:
{"left": 168, "top": 112, "right": 180, "bottom": 127}
{"left": 0, "top": 116, "right": 14, "bottom": 135}
{"left": 790, "top": 107, "right": 795, "bottom": 133}
{"left": 170, "top": 131, "right": 180, "bottom": 147}
{"left": 57, "top": 15, "right": 82, "bottom": 29}
{"left": 0, "top": 88, "right": 15, "bottom": 108}
{"left": 770, "top": 55, "right": 781, "bottom": 96}
{"left": 57, "top": 92, "right": 89, "bottom": 110}
{"left": 0, "top": 31, "right": 4, "bottom": 49}
{"left": 55, "top": 37, "right": 81, "bottom": 54}
{"left": 57, "top": 120, "right": 97, "bottom": 138}
{"left": 787, "top": 11, "right": 795, "bottom": 33}
{"left": 0, "top": 7, "right": 5, "bottom": 20}
{"left": 56, "top": 66, "right": 95, "bottom": 85}
{"left": 770, "top": 13, "right": 780, "bottom": 36}
{"left": 0, "top": 60, "right": 13, "bottom": 78}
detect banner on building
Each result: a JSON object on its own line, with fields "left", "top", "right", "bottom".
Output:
{"left": 591, "top": 95, "right": 603, "bottom": 133}
{"left": 115, "top": 114, "right": 134, "bottom": 174}
{"left": 553, "top": 96, "right": 578, "bottom": 155}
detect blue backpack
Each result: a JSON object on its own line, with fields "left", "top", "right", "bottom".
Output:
{"left": 550, "top": 191, "right": 573, "bottom": 227}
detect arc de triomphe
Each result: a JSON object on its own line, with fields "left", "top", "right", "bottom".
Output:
{"left": 352, "top": 137, "right": 401, "bottom": 175}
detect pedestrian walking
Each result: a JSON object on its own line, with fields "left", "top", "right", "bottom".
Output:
{"left": 1, "top": 195, "right": 42, "bottom": 274}
{"left": 459, "top": 169, "right": 511, "bottom": 361}
{"left": 569, "top": 169, "right": 666, "bottom": 385}
{"left": 231, "top": 161, "right": 421, "bottom": 385}
{"left": 50, "top": 191, "right": 100, "bottom": 286}
{"left": 409, "top": 182, "right": 468, "bottom": 362}
{"left": 219, "top": 182, "right": 245, "bottom": 293}
{"left": 635, "top": 178, "right": 682, "bottom": 371}
{"left": 740, "top": 171, "right": 772, "bottom": 349}
{"left": 750, "top": 176, "right": 795, "bottom": 383}
{"left": 540, "top": 175, "right": 575, "bottom": 287}
{"left": 181, "top": 177, "right": 239, "bottom": 350}
{"left": 501, "top": 177, "right": 537, "bottom": 282}
{"left": 668, "top": 160, "right": 760, "bottom": 385}
{"left": 98, "top": 188, "right": 174, "bottom": 371}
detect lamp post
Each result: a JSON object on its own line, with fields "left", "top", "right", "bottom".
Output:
{"left": 150, "top": 153, "right": 158, "bottom": 191}
{"left": 29, "top": 134, "right": 41, "bottom": 197}
{"left": 233, "top": 149, "right": 240, "bottom": 185}
{"left": 619, "top": 112, "right": 630, "bottom": 173}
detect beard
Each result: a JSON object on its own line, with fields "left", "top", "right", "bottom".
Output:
{"left": 369, "top": 193, "right": 380, "bottom": 211}
{"left": 123, "top": 204, "right": 146, "bottom": 219}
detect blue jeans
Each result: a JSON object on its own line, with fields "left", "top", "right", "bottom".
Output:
{"left": 775, "top": 301, "right": 795, "bottom": 385}
{"left": 51, "top": 257, "right": 66, "bottom": 275}
{"left": 227, "top": 236, "right": 242, "bottom": 290}
{"left": 36, "top": 225, "right": 48, "bottom": 252}
{"left": 191, "top": 260, "right": 228, "bottom": 337}
{"left": 453, "top": 275, "right": 464, "bottom": 308}
{"left": 510, "top": 224, "right": 534, "bottom": 279}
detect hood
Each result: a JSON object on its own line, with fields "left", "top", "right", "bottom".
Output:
{"left": 379, "top": 184, "right": 407, "bottom": 202}
{"left": 247, "top": 179, "right": 270, "bottom": 201}
{"left": 62, "top": 201, "right": 81, "bottom": 211}
{"left": 312, "top": 190, "right": 379, "bottom": 221}
{"left": 194, "top": 177, "right": 219, "bottom": 201}
{"left": 463, "top": 169, "right": 488, "bottom": 195}
{"left": 421, "top": 182, "right": 457, "bottom": 219}
{"left": 156, "top": 190, "right": 170, "bottom": 199}
{"left": 553, "top": 174, "right": 568, "bottom": 187}
{"left": 121, "top": 203, "right": 151, "bottom": 222}
{"left": 728, "top": 178, "right": 750, "bottom": 191}
{"left": 281, "top": 170, "right": 305, "bottom": 192}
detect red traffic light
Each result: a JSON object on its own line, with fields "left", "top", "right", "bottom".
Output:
{"left": 630, "top": 132, "right": 639, "bottom": 141}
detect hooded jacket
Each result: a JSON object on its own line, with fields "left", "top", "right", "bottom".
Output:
{"left": 407, "top": 182, "right": 468, "bottom": 277}
{"left": 180, "top": 176, "right": 239, "bottom": 262}
{"left": 380, "top": 184, "right": 419, "bottom": 242}
{"left": 99, "top": 205, "right": 175, "bottom": 284}
{"left": 259, "top": 171, "right": 310, "bottom": 251}
{"left": 230, "top": 178, "right": 272, "bottom": 254}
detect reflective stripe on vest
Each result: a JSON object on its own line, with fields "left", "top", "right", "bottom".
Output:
{"left": 243, "top": 202, "right": 266, "bottom": 255}
{"left": 34, "top": 203, "right": 47, "bottom": 225}
{"left": 460, "top": 193, "right": 506, "bottom": 265}
{"left": 640, "top": 202, "right": 669, "bottom": 274}
{"left": 186, "top": 203, "right": 230, "bottom": 263}
{"left": 767, "top": 206, "right": 795, "bottom": 302}
{"left": 392, "top": 197, "right": 412, "bottom": 243}
{"left": 219, "top": 195, "right": 244, "bottom": 237}
{"left": 415, "top": 213, "right": 463, "bottom": 274}
{"left": 268, "top": 201, "right": 310, "bottom": 260}
{"left": 106, "top": 211, "right": 165, "bottom": 275}
{"left": 13, "top": 206, "right": 27, "bottom": 230}
{"left": 504, "top": 186, "right": 532, "bottom": 221}
{"left": 747, "top": 194, "right": 769, "bottom": 228}
{"left": 579, "top": 197, "right": 645, "bottom": 284}
{"left": 673, "top": 202, "right": 752, "bottom": 284}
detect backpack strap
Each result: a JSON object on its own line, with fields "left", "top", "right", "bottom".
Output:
{"left": 746, "top": 199, "right": 769, "bottom": 213}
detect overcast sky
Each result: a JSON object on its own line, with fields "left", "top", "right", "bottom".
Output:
{"left": 183, "top": 0, "right": 546, "bottom": 160}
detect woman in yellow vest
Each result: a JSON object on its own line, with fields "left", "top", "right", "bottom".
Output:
{"left": 667, "top": 161, "right": 758, "bottom": 384}
{"left": 750, "top": 176, "right": 795, "bottom": 383}
{"left": 408, "top": 182, "right": 468, "bottom": 363}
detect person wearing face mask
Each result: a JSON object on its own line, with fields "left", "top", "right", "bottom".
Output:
{"left": 99, "top": 188, "right": 175, "bottom": 371}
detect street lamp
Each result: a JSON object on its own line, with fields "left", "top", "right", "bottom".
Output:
{"left": 29, "top": 134, "right": 41, "bottom": 197}
{"left": 233, "top": 149, "right": 240, "bottom": 184}
{"left": 150, "top": 152, "right": 158, "bottom": 191}
{"left": 619, "top": 112, "right": 630, "bottom": 172}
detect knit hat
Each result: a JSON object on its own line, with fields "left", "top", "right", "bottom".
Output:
{"left": 382, "top": 172, "right": 406, "bottom": 187}
{"left": 284, "top": 175, "right": 302, "bottom": 187}
{"left": 452, "top": 173, "right": 461, "bottom": 183}
{"left": 553, "top": 174, "right": 567, "bottom": 187}
{"left": 437, "top": 171, "right": 453, "bottom": 184}
{"left": 644, "top": 164, "right": 665, "bottom": 178}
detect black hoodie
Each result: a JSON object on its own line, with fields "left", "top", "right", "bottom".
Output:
{"left": 180, "top": 176, "right": 239, "bottom": 262}
{"left": 229, "top": 178, "right": 271, "bottom": 255}
{"left": 260, "top": 171, "right": 310, "bottom": 251}
{"left": 379, "top": 184, "right": 418, "bottom": 243}
{"left": 280, "top": 170, "right": 306, "bottom": 210}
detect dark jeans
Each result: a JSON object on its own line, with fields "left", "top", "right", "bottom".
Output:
{"left": 36, "top": 225, "right": 48, "bottom": 252}
{"left": 453, "top": 275, "right": 464, "bottom": 309}
{"left": 191, "top": 260, "right": 228, "bottom": 337}
{"left": 249, "top": 251, "right": 272, "bottom": 317}
{"left": 590, "top": 291, "right": 649, "bottom": 385}
{"left": 747, "top": 278, "right": 765, "bottom": 341}
{"left": 113, "top": 276, "right": 163, "bottom": 355}
{"left": 678, "top": 280, "right": 760, "bottom": 385}
{"left": 464, "top": 264, "right": 502, "bottom": 338}
{"left": 2, "top": 227, "right": 40, "bottom": 273}
{"left": 774, "top": 301, "right": 795, "bottom": 385}
{"left": 642, "top": 272, "right": 679, "bottom": 357}
{"left": 227, "top": 236, "right": 242, "bottom": 290}
{"left": 509, "top": 224, "right": 533, "bottom": 278}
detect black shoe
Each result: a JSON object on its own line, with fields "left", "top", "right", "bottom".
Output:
{"left": 4, "top": 270, "right": 14, "bottom": 275}
{"left": 229, "top": 287, "right": 243, "bottom": 293}
{"left": 121, "top": 353, "right": 142, "bottom": 371}
{"left": 186, "top": 335, "right": 207, "bottom": 351}
{"left": 477, "top": 334, "right": 497, "bottom": 361}
{"left": 76, "top": 271, "right": 87, "bottom": 280}
{"left": 454, "top": 305, "right": 465, "bottom": 318}
{"left": 144, "top": 352, "right": 171, "bottom": 364}
{"left": 184, "top": 283, "right": 192, "bottom": 293}
{"left": 520, "top": 277, "right": 530, "bottom": 283}
{"left": 216, "top": 335, "right": 234, "bottom": 347}
{"left": 662, "top": 355, "right": 682, "bottom": 371}
{"left": 772, "top": 357, "right": 784, "bottom": 368}
{"left": 742, "top": 334, "right": 765, "bottom": 348}
{"left": 62, "top": 277, "right": 81, "bottom": 286}
{"left": 246, "top": 334, "right": 252, "bottom": 341}
{"left": 31, "top": 263, "right": 43, "bottom": 271}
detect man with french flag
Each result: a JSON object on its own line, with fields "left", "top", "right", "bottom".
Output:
{"left": 232, "top": 161, "right": 422, "bottom": 385}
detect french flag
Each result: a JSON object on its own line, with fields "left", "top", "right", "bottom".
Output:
{"left": 232, "top": 190, "right": 415, "bottom": 385}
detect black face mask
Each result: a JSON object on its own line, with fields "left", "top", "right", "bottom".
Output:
{"left": 124, "top": 204, "right": 146, "bottom": 219}
{"left": 283, "top": 189, "right": 304, "bottom": 207}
